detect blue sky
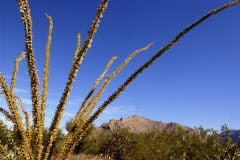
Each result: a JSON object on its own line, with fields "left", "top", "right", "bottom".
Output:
{"left": 0, "top": 0, "right": 240, "bottom": 131}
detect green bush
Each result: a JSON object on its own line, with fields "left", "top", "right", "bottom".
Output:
{"left": 91, "top": 126, "right": 240, "bottom": 160}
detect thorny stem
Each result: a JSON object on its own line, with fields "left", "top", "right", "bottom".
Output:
{"left": 54, "top": 56, "right": 117, "bottom": 159}
{"left": 0, "top": 74, "right": 31, "bottom": 159}
{"left": 74, "top": 33, "right": 81, "bottom": 59}
{"left": 41, "top": 14, "right": 53, "bottom": 124}
{"left": 17, "top": 0, "right": 42, "bottom": 159}
{"left": 40, "top": 14, "right": 53, "bottom": 159}
{"left": 10, "top": 52, "right": 26, "bottom": 93}
{"left": 75, "top": 43, "right": 153, "bottom": 128}
{"left": 71, "top": 56, "right": 117, "bottom": 132}
{"left": 58, "top": 43, "right": 153, "bottom": 160}
{"left": 44, "top": 0, "right": 110, "bottom": 159}
{"left": 16, "top": 95, "right": 32, "bottom": 144}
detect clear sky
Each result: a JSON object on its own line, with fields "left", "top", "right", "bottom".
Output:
{"left": 0, "top": 0, "right": 240, "bottom": 131}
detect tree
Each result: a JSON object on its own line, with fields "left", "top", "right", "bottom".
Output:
{"left": 0, "top": 0, "right": 240, "bottom": 159}
{"left": 99, "top": 129, "right": 135, "bottom": 160}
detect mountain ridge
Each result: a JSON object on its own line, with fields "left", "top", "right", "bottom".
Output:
{"left": 91, "top": 115, "right": 240, "bottom": 143}
{"left": 95, "top": 114, "right": 193, "bottom": 134}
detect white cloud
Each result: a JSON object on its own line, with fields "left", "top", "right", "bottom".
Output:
{"left": 4, "top": 75, "right": 28, "bottom": 82}
{"left": 103, "top": 105, "right": 137, "bottom": 115}
{"left": 15, "top": 88, "right": 29, "bottom": 94}
{"left": 0, "top": 97, "right": 4, "bottom": 104}
{"left": 67, "top": 97, "right": 84, "bottom": 106}
{"left": 21, "top": 97, "right": 59, "bottom": 107}
{"left": 63, "top": 111, "right": 75, "bottom": 119}
{"left": 46, "top": 99, "right": 58, "bottom": 106}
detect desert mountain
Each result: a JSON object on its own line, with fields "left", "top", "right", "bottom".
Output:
{"left": 94, "top": 115, "right": 193, "bottom": 134}
{"left": 93, "top": 115, "right": 240, "bottom": 143}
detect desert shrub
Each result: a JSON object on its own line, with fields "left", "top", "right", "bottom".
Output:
{"left": 93, "top": 126, "right": 240, "bottom": 160}
{"left": 98, "top": 129, "right": 135, "bottom": 160}
{"left": 0, "top": 120, "right": 22, "bottom": 160}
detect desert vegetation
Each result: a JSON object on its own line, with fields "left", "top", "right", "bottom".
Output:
{"left": 0, "top": 0, "right": 240, "bottom": 159}
{"left": 1, "top": 119, "right": 240, "bottom": 160}
{"left": 88, "top": 126, "right": 240, "bottom": 160}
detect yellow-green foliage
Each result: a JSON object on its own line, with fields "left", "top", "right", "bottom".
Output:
{"left": 0, "top": 0, "right": 240, "bottom": 160}
{"left": 95, "top": 127, "right": 240, "bottom": 160}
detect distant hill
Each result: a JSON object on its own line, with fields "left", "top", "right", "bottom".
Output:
{"left": 229, "top": 130, "right": 240, "bottom": 143}
{"left": 91, "top": 115, "right": 240, "bottom": 143}
{"left": 93, "top": 115, "right": 193, "bottom": 135}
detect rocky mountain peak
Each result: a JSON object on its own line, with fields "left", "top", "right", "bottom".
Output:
{"left": 99, "top": 115, "right": 192, "bottom": 134}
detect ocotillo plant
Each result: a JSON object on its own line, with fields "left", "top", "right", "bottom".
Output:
{"left": 0, "top": 0, "right": 239, "bottom": 160}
